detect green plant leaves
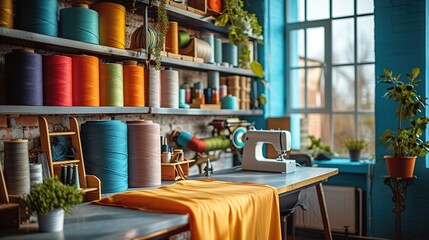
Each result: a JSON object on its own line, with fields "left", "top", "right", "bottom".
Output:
{"left": 250, "top": 61, "right": 264, "bottom": 78}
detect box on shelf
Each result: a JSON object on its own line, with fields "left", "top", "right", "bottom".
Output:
{"left": 161, "top": 160, "right": 195, "bottom": 180}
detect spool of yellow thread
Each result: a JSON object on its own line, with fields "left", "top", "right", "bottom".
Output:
{"left": 0, "top": 0, "right": 13, "bottom": 28}
{"left": 165, "top": 21, "right": 179, "bottom": 54}
{"left": 123, "top": 61, "right": 145, "bottom": 107}
{"left": 91, "top": 2, "right": 126, "bottom": 49}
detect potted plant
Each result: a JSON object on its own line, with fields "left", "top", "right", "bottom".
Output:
{"left": 379, "top": 67, "right": 429, "bottom": 178}
{"left": 307, "top": 135, "right": 335, "bottom": 160}
{"left": 343, "top": 139, "right": 367, "bottom": 161}
{"left": 24, "top": 176, "right": 83, "bottom": 232}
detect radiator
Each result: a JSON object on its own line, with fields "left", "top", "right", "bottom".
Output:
{"left": 294, "top": 185, "right": 363, "bottom": 235}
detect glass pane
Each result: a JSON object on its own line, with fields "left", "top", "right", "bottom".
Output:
{"left": 289, "top": 29, "right": 305, "bottom": 68}
{"left": 357, "top": 0, "right": 374, "bottom": 14}
{"left": 307, "top": 67, "right": 325, "bottom": 108}
{"left": 306, "top": 114, "right": 331, "bottom": 156}
{"left": 358, "top": 113, "right": 375, "bottom": 157}
{"left": 290, "top": 68, "right": 305, "bottom": 109}
{"left": 287, "top": 0, "right": 305, "bottom": 23}
{"left": 306, "top": 27, "right": 325, "bottom": 65}
{"left": 332, "top": 19, "right": 355, "bottom": 64}
{"left": 357, "top": 16, "right": 374, "bottom": 62}
{"left": 333, "top": 114, "right": 355, "bottom": 155}
{"left": 358, "top": 64, "right": 374, "bottom": 110}
{"left": 333, "top": 0, "right": 354, "bottom": 18}
{"left": 332, "top": 66, "right": 355, "bottom": 111}
{"left": 307, "top": 0, "right": 329, "bottom": 21}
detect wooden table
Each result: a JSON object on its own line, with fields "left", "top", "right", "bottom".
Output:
{"left": 1, "top": 166, "right": 337, "bottom": 240}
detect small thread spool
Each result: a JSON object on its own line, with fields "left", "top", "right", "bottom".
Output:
{"left": 208, "top": 71, "right": 220, "bottom": 91}
{"left": 149, "top": 65, "right": 161, "bottom": 107}
{"left": 29, "top": 163, "right": 43, "bottom": 190}
{"left": 160, "top": 68, "right": 179, "bottom": 108}
{"left": 214, "top": 38, "right": 223, "bottom": 64}
{"left": 195, "top": 38, "right": 212, "bottom": 63}
{"left": 221, "top": 95, "right": 238, "bottom": 110}
{"left": 161, "top": 152, "right": 171, "bottom": 163}
{"left": 166, "top": 21, "right": 179, "bottom": 54}
{"left": 0, "top": 0, "right": 13, "bottom": 28}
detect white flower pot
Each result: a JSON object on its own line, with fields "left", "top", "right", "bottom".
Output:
{"left": 37, "top": 208, "right": 64, "bottom": 232}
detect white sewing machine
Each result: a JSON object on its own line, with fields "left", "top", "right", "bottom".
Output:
{"left": 241, "top": 129, "right": 296, "bottom": 173}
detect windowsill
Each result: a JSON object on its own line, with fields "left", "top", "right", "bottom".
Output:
{"left": 313, "top": 158, "right": 374, "bottom": 174}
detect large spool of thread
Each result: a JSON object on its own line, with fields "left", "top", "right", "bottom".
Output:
{"left": 208, "top": 71, "right": 220, "bottom": 91}
{"left": 123, "top": 61, "right": 145, "bottom": 107}
{"left": 149, "top": 66, "right": 161, "bottom": 108}
{"left": 160, "top": 68, "right": 179, "bottom": 108}
{"left": 222, "top": 42, "right": 238, "bottom": 67}
{"left": 4, "top": 139, "right": 30, "bottom": 195}
{"left": 174, "top": 131, "right": 231, "bottom": 153}
{"left": 127, "top": 120, "right": 161, "bottom": 187}
{"left": 200, "top": 33, "right": 215, "bottom": 63}
{"left": 5, "top": 49, "right": 43, "bottom": 106}
{"left": 81, "top": 120, "right": 128, "bottom": 194}
{"left": 166, "top": 21, "right": 179, "bottom": 54}
{"left": 214, "top": 38, "right": 223, "bottom": 64}
{"left": 72, "top": 55, "right": 100, "bottom": 106}
{"left": 0, "top": 0, "right": 13, "bottom": 28}
{"left": 100, "top": 63, "right": 124, "bottom": 107}
{"left": 29, "top": 163, "right": 43, "bottom": 190}
{"left": 43, "top": 55, "right": 72, "bottom": 106}
{"left": 15, "top": 0, "right": 58, "bottom": 37}
{"left": 91, "top": 2, "right": 126, "bottom": 49}
{"left": 59, "top": 5, "right": 99, "bottom": 45}
{"left": 195, "top": 38, "right": 212, "bottom": 63}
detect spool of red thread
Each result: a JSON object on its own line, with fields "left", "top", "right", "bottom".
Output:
{"left": 43, "top": 55, "right": 72, "bottom": 106}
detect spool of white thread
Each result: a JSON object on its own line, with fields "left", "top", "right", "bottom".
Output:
{"left": 149, "top": 65, "right": 160, "bottom": 107}
{"left": 29, "top": 163, "right": 43, "bottom": 190}
{"left": 127, "top": 120, "right": 161, "bottom": 187}
{"left": 160, "top": 68, "right": 179, "bottom": 108}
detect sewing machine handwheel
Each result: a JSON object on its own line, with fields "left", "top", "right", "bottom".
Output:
{"left": 231, "top": 127, "right": 246, "bottom": 149}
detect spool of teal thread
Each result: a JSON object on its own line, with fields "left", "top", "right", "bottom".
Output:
{"left": 15, "top": 0, "right": 58, "bottom": 37}
{"left": 201, "top": 33, "right": 215, "bottom": 64}
{"left": 222, "top": 42, "right": 238, "bottom": 67}
{"left": 221, "top": 95, "right": 238, "bottom": 110}
{"left": 214, "top": 38, "right": 223, "bottom": 64}
{"left": 59, "top": 7, "right": 99, "bottom": 44}
{"left": 178, "top": 30, "right": 191, "bottom": 48}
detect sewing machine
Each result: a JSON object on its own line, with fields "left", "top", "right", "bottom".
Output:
{"left": 241, "top": 129, "right": 296, "bottom": 173}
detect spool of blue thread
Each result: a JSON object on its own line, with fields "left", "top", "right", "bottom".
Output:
{"left": 201, "top": 33, "right": 215, "bottom": 64}
{"left": 179, "top": 89, "right": 190, "bottom": 108}
{"left": 176, "top": 131, "right": 193, "bottom": 148}
{"left": 15, "top": 0, "right": 58, "bottom": 37}
{"left": 214, "top": 38, "right": 223, "bottom": 64}
{"left": 208, "top": 71, "right": 220, "bottom": 91}
{"left": 222, "top": 42, "right": 238, "bottom": 67}
{"left": 59, "top": 5, "right": 99, "bottom": 44}
{"left": 221, "top": 95, "right": 238, "bottom": 110}
{"left": 5, "top": 49, "right": 43, "bottom": 106}
{"left": 204, "top": 88, "right": 212, "bottom": 104}
{"left": 81, "top": 120, "right": 128, "bottom": 194}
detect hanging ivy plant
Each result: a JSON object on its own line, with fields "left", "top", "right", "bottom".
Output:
{"left": 152, "top": 0, "right": 168, "bottom": 70}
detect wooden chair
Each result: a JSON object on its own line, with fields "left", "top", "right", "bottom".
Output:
{"left": 38, "top": 117, "right": 101, "bottom": 202}
{"left": 0, "top": 166, "right": 20, "bottom": 229}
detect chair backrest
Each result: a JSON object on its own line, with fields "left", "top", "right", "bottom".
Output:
{"left": 289, "top": 153, "right": 313, "bottom": 167}
{"left": 0, "top": 166, "right": 9, "bottom": 203}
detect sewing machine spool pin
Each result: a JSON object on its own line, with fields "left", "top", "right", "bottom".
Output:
{"left": 241, "top": 129, "right": 296, "bottom": 173}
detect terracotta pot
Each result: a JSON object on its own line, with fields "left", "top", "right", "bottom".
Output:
{"left": 384, "top": 155, "right": 416, "bottom": 178}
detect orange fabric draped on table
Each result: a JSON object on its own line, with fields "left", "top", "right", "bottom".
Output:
{"left": 95, "top": 179, "right": 281, "bottom": 240}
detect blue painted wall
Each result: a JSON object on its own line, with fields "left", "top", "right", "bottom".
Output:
{"left": 244, "top": 0, "right": 285, "bottom": 130}
{"left": 374, "top": 0, "right": 429, "bottom": 239}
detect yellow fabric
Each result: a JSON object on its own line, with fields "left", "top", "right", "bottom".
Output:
{"left": 95, "top": 179, "right": 281, "bottom": 240}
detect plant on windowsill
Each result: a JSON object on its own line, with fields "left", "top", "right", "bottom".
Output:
{"left": 379, "top": 67, "right": 429, "bottom": 178}
{"left": 307, "top": 135, "right": 335, "bottom": 160}
{"left": 24, "top": 176, "right": 83, "bottom": 232}
{"left": 343, "top": 138, "right": 367, "bottom": 161}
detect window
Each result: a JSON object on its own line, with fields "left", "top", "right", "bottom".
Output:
{"left": 286, "top": 0, "right": 374, "bottom": 157}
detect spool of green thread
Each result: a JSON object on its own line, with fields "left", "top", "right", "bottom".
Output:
{"left": 178, "top": 30, "right": 191, "bottom": 48}
{"left": 100, "top": 63, "right": 124, "bottom": 106}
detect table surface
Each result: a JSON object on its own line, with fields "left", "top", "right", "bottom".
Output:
{"left": 1, "top": 166, "right": 338, "bottom": 240}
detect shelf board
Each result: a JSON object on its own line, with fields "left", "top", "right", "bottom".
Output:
{"left": 158, "top": 55, "right": 258, "bottom": 77}
{"left": 0, "top": 106, "right": 262, "bottom": 116}
{"left": 150, "top": 107, "right": 263, "bottom": 116}
{"left": 0, "top": 27, "right": 147, "bottom": 60}
{"left": 0, "top": 106, "right": 151, "bottom": 115}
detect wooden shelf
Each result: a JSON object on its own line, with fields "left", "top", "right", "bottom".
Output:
{"left": 52, "top": 160, "right": 81, "bottom": 166}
